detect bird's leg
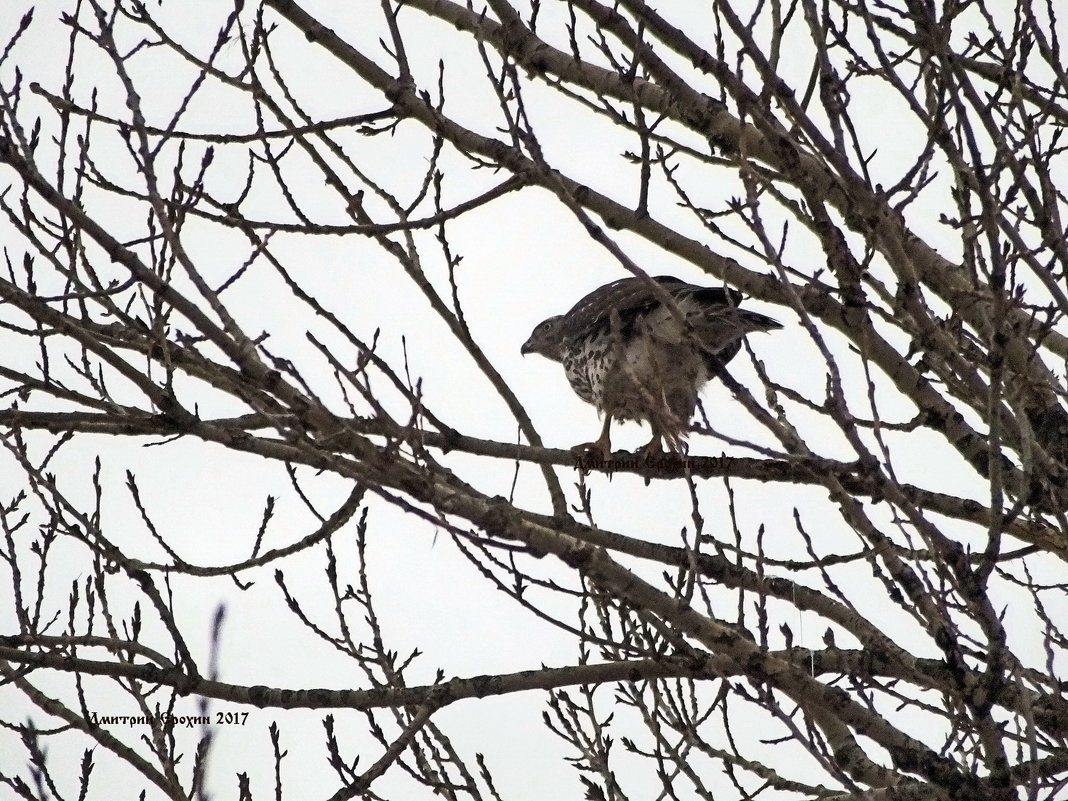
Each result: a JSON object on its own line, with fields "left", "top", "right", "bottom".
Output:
{"left": 637, "top": 431, "right": 665, "bottom": 461}
{"left": 572, "top": 415, "right": 613, "bottom": 463}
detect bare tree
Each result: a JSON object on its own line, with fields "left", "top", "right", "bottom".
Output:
{"left": 1, "top": 1, "right": 1066, "bottom": 799}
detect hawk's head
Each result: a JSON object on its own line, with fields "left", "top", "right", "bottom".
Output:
{"left": 521, "top": 315, "right": 566, "bottom": 361}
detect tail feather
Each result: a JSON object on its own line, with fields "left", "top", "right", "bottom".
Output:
{"left": 690, "top": 307, "right": 782, "bottom": 349}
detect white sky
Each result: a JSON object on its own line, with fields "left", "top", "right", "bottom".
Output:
{"left": 1, "top": 1, "right": 1065, "bottom": 799}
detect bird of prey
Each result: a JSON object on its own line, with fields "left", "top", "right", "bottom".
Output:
{"left": 521, "top": 275, "right": 781, "bottom": 459}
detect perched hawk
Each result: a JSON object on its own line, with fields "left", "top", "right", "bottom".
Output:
{"left": 521, "top": 275, "right": 781, "bottom": 459}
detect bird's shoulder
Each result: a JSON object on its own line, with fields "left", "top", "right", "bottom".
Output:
{"left": 558, "top": 275, "right": 740, "bottom": 343}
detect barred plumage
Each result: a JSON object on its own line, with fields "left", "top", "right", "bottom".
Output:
{"left": 521, "top": 275, "right": 782, "bottom": 459}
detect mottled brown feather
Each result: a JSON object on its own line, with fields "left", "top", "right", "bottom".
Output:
{"left": 521, "top": 275, "right": 781, "bottom": 456}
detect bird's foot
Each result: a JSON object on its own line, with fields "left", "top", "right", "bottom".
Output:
{"left": 635, "top": 435, "right": 665, "bottom": 463}
{"left": 571, "top": 439, "right": 612, "bottom": 465}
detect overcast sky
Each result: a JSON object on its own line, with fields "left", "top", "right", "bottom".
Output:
{"left": 1, "top": 2, "right": 1065, "bottom": 799}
